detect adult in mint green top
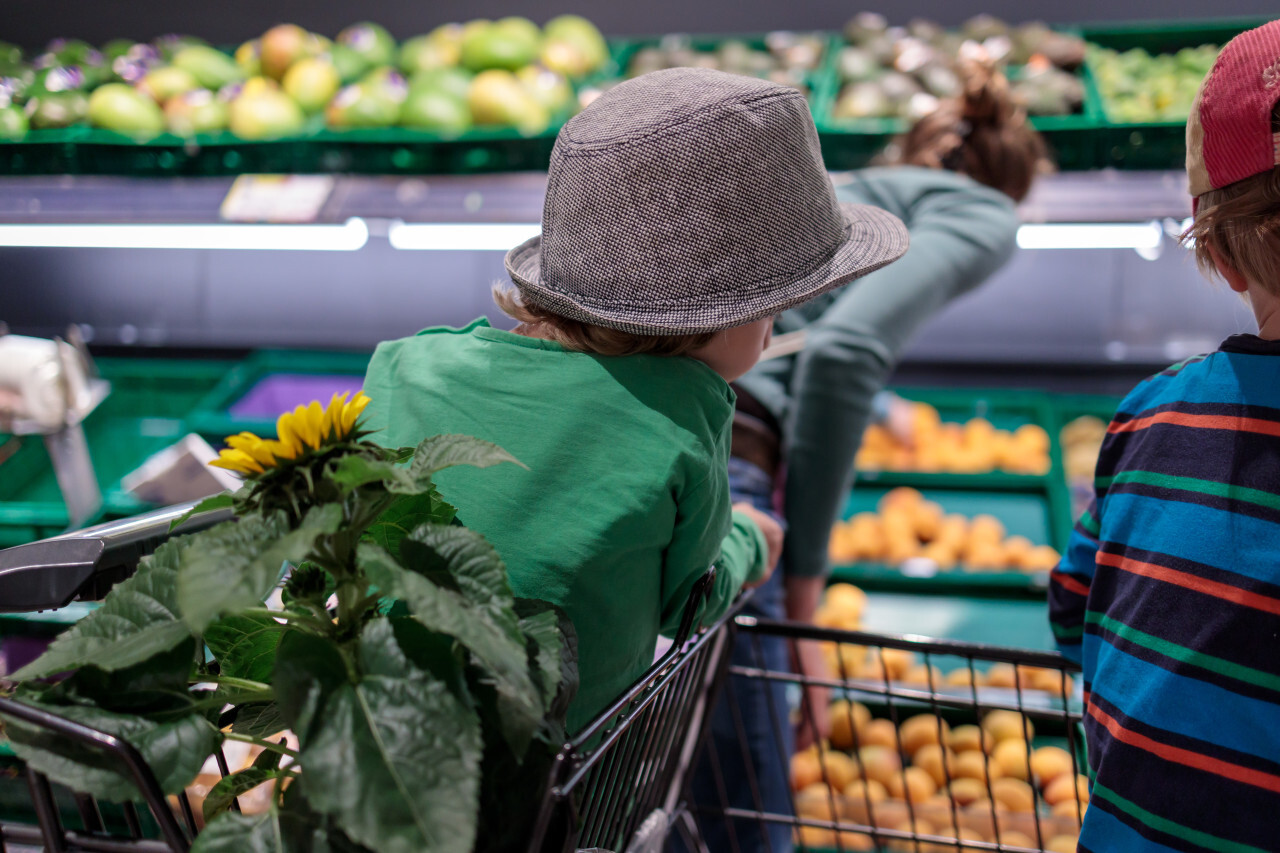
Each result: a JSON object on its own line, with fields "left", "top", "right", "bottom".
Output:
{"left": 736, "top": 166, "right": 1020, "bottom": 580}
{"left": 362, "top": 319, "right": 768, "bottom": 732}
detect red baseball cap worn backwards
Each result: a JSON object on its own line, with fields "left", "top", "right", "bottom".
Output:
{"left": 1187, "top": 19, "right": 1280, "bottom": 211}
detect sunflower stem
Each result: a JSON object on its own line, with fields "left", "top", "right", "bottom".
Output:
{"left": 224, "top": 732, "right": 300, "bottom": 759}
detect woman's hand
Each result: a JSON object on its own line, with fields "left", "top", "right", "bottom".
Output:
{"left": 733, "top": 502, "right": 783, "bottom": 588}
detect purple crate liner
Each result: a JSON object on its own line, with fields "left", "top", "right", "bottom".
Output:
{"left": 1, "top": 635, "right": 52, "bottom": 677}
{"left": 228, "top": 373, "right": 364, "bottom": 419}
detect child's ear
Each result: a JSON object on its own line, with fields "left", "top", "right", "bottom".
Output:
{"left": 1208, "top": 244, "right": 1250, "bottom": 293}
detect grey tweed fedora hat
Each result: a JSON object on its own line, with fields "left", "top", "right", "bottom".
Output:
{"left": 504, "top": 66, "right": 909, "bottom": 335}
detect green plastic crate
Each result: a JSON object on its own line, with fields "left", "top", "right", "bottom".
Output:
{"left": 814, "top": 27, "right": 1106, "bottom": 172}
{"left": 829, "top": 484, "right": 1058, "bottom": 597}
{"left": 608, "top": 32, "right": 836, "bottom": 111}
{"left": 0, "top": 51, "right": 620, "bottom": 177}
{"left": 855, "top": 387, "right": 1057, "bottom": 491}
{"left": 1083, "top": 17, "right": 1270, "bottom": 170}
{"left": 859, "top": 590, "right": 1057, "bottom": 651}
{"left": 187, "top": 349, "right": 372, "bottom": 441}
{"left": 0, "top": 358, "right": 232, "bottom": 547}
{"left": 1050, "top": 393, "right": 1123, "bottom": 523}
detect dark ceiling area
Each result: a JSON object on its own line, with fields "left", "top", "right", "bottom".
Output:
{"left": 4, "top": 1, "right": 1274, "bottom": 48}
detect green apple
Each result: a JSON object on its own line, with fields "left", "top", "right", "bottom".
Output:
{"left": 401, "top": 86, "right": 470, "bottom": 135}
{"left": 337, "top": 22, "right": 397, "bottom": 69}
{"left": 26, "top": 90, "right": 90, "bottom": 128}
{"left": 468, "top": 68, "right": 549, "bottom": 134}
{"left": 229, "top": 78, "right": 304, "bottom": 138}
{"left": 260, "top": 24, "right": 315, "bottom": 80}
{"left": 164, "top": 88, "right": 228, "bottom": 134}
{"left": 399, "top": 35, "right": 459, "bottom": 75}
{"left": 0, "top": 104, "right": 28, "bottom": 139}
{"left": 88, "top": 83, "right": 165, "bottom": 135}
{"left": 409, "top": 66, "right": 473, "bottom": 101}
{"left": 460, "top": 20, "right": 539, "bottom": 72}
{"left": 283, "top": 57, "right": 341, "bottom": 113}
{"left": 173, "top": 45, "right": 244, "bottom": 90}
{"left": 138, "top": 65, "right": 200, "bottom": 103}
{"left": 540, "top": 15, "right": 607, "bottom": 75}
{"left": 324, "top": 82, "right": 400, "bottom": 128}
{"left": 515, "top": 66, "right": 572, "bottom": 114}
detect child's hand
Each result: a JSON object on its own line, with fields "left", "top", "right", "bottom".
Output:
{"left": 734, "top": 503, "right": 783, "bottom": 587}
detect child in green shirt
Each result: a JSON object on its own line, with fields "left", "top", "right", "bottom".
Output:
{"left": 362, "top": 67, "right": 907, "bottom": 731}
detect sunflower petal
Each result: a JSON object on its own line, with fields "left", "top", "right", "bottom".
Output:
{"left": 301, "top": 401, "right": 325, "bottom": 449}
{"left": 340, "top": 392, "right": 372, "bottom": 436}
{"left": 226, "top": 431, "right": 277, "bottom": 466}
{"left": 209, "top": 448, "right": 263, "bottom": 475}
{"left": 275, "top": 409, "right": 305, "bottom": 459}
{"left": 322, "top": 392, "right": 348, "bottom": 442}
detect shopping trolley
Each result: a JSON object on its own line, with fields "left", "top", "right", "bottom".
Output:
{"left": 0, "top": 505, "right": 742, "bottom": 853}
{"left": 683, "top": 614, "right": 1086, "bottom": 853}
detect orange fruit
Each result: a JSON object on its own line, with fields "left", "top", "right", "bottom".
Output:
{"left": 982, "top": 710, "right": 1034, "bottom": 743}
{"left": 899, "top": 714, "right": 950, "bottom": 757}
{"left": 952, "top": 750, "right": 1001, "bottom": 785}
{"left": 948, "top": 725, "right": 993, "bottom": 754}
{"left": 858, "top": 717, "right": 899, "bottom": 749}
{"left": 913, "top": 743, "right": 958, "bottom": 788}
{"left": 991, "top": 739, "right": 1031, "bottom": 781}
{"left": 829, "top": 700, "right": 872, "bottom": 750}
{"left": 1044, "top": 773, "right": 1089, "bottom": 806}
{"left": 886, "top": 766, "right": 938, "bottom": 803}
{"left": 947, "top": 777, "right": 988, "bottom": 806}
{"left": 990, "top": 777, "right": 1036, "bottom": 813}
{"left": 1030, "top": 746, "right": 1075, "bottom": 787}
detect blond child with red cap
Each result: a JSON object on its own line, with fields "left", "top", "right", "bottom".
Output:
{"left": 1050, "top": 19, "right": 1280, "bottom": 852}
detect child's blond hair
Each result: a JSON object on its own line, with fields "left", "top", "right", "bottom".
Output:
{"left": 492, "top": 283, "right": 715, "bottom": 357}
{"left": 1182, "top": 165, "right": 1280, "bottom": 297}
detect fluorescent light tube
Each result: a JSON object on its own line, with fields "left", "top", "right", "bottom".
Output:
{"left": 1016, "top": 222, "right": 1163, "bottom": 251}
{"left": 388, "top": 222, "right": 541, "bottom": 251}
{"left": 0, "top": 218, "right": 369, "bottom": 251}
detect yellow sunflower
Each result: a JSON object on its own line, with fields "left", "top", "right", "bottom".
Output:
{"left": 210, "top": 391, "right": 372, "bottom": 476}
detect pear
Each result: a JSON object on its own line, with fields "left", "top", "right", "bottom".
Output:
{"left": 88, "top": 83, "right": 165, "bottom": 135}
{"left": 468, "top": 68, "right": 549, "bottom": 134}
{"left": 164, "top": 88, "right": 229, "bottom": 134}
{"left": 337, "top": 22, "right": 397, "bottom": 69}
{"left": 229, "top": 78, "right": 304, "bottom": 138}
{"left": 138, "top": 65, "right": 200, "bottom": 103}
{"left": 0, "top": 104, "right": 28, "bottom": 139}
{"left": 173, "top": 45, "right": 244, "bottom": 90}
{"left": 283, "top": 57, "right": 341, "bottom": 113}
{"left": 260, "top": 24, "right": 317, "bottom": 80}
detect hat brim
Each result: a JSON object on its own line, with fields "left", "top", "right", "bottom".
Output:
{"left": 503, "top": 202, "right": 909, "bottom": 335}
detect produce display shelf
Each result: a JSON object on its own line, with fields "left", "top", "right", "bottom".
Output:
{"left": 1082, "top": 17, "right": 1270, "bottom": 171}
{"left": 829, "top": 563, "right": 1049, "bottom": 597}
{"left": 830, "top": 484, "right": 1058, "bottom": 598}
{"left": 859, "top": 591, "right": 1058, "bottom": 652}
{"left": 813, "top": 22, "right": 1107, "bottom": 172}
{"left": 0, "top": 122, "right": 567, "bottom": 178}
{"left": 854, "top": 386, "right": 1058, "bottom": 490}
{"left": 608, "top": 32, "right": 837, "bottom": 108}
{"left": 0, "top": 358, "right": 231, "bottom": 547}
{"left": 5, "top": 19, "right": 1262, "bottom": 176}
{"left": 187, "top": 348, "right": 370, "bottom": 440}
{"left": 1050, "top": 392, "right": 1123, "bottom": 522}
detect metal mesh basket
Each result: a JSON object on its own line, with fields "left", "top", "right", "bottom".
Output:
{"left": 0, "top": 507, "right": 741, "bottom": 853}
{"left": 684, "top": 614, "right": 1086, "bottom": 853}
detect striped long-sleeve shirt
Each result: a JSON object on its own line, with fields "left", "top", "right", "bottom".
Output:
{"left": 1049, "top": 334, "right": 1280, "bottom": 853}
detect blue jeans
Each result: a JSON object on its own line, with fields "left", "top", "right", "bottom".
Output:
{"left": 678, "top": 457, "right": 793, "bottom": 853}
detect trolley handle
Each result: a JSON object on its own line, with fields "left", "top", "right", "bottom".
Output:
{"left": 0, "top": 499, "right": 233, "bottom": 613}
{"left": 670, "top": 565, "right": 717, "bottom": 649}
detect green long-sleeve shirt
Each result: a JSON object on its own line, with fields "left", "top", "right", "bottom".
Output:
{"left": 736, "top": 167, "right": 1019, "bottom": 579}
{"left": 362, "top": 319, "right": 767, "bottom": 732}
